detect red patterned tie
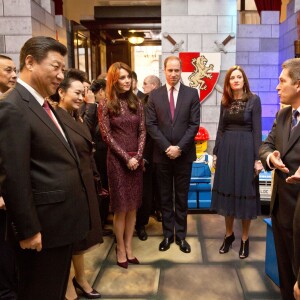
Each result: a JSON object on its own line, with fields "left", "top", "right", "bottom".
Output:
{"left": 43, "top": 100, "right": 62, "bottom": 132}
{"left": 170, "top": 86, "right": 175, "bottom": 120}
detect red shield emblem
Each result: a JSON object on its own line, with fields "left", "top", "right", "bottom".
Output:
{"left": 179, "top": 52, "right": 221, "bottom": 103}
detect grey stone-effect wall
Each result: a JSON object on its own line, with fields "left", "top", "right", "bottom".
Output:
{"left": 0, "top": 0, "right": 69, "bottom": 69}
{"left": 161, "top": 0, "right": 237, "bottom": 154}
{"left": 279, "top": 0, "right": 299, "bottom": 64}
{"left": 236, "top": 11, "right": 280, "bottom": 137}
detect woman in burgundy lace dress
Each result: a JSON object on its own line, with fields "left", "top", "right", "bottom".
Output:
{"left": 98, "top": 62, "right": 146, "bottom": 268}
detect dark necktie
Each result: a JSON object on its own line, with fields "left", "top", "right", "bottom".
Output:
{"left": 169, "top": 87, "right": 175, "bottom": 120}
{"left": 291, "top": 110, "right": 299, "bottom": 130}
{"left": 43, "top": 100, "right": 63, "bottom": 133}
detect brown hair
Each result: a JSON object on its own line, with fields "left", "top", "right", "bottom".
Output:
{"left": 106, "top": 62, "right": 138, "bottom": 115}
{"left": 164, "top": 56, "right": 182, "bottom": 69}
{"left": 222, "top": 65, "right": 252, "bottom": 107}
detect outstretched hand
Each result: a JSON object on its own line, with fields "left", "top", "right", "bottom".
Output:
{"left": 286, "top": 166, "right": 300, "bottom": 184}
{"left": 294, "top": 281, "right": 300, "bottom": 300}
{"left": 269, "top": 150, "right": 289, "bottom": 173}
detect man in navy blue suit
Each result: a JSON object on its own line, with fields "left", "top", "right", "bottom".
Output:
{"left": 146, "top": 56, "right": 200, "bottom": 253}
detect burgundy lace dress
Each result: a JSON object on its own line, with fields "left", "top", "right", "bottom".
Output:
{"left": 98, "top": 95, "right": 146, "bottom": 213}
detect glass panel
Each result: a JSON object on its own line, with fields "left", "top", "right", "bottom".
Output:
{"left": 133, "top": 45, "right": 162, "bottom": 90}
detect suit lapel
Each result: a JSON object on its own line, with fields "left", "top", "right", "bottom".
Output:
{"left": 57, "top": 107, "right": 93, "bottom": 146}
{"left": 282, "top": 107, "right": 300, "bottom": 157}
{"left": 162, "top": 85, "right": 172, "bottom": 121}
{"left": 15, "top": 84, "right": 78, "bottom": 161}
{"left": 173, "top": 84, "right": 185, "bottom": 123}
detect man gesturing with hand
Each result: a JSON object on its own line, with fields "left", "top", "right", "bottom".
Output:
{"left": 259, "top": 58, "right": 300, "bottom": 300}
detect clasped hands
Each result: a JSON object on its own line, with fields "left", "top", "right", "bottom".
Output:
{"left": 165, "top": 145, "right": 181, "bottom": 160}
{"left": 254, "top": 160, "right": 263, "bottom": 176}
{"left": 127, "top": 157, "right": 139, "bottom": 171}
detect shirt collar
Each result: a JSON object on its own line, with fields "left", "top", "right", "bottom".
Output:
{"left": 166, "top": 81, "right": 181, "bottom": 92}
{"left": 17, "top": 78, "right": 45, "bottom": 106}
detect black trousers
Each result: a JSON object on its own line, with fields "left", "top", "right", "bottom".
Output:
{"left": 272, "top": 211, "right": 296, "bottom": 300}
{"left": 156, "top": 161, "right": 192, "bottom": 240}
{"left": 16, "top": 244, "right": 73, "bottom": 300}
{"left": 94, "top": 147, "right": 110, "bottom": 226}
{"left": 0, "top": 212, "right": 18, "bottom": 300}
{"left": 136, "top": 163, "right": 154, "bottom": 228}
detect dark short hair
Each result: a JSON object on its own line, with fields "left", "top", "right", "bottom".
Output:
{"left": 131, "top": 71, "right": 137, "bottom": 81}
{"left": 0, "top": 55, "right": 13, "bottom": 61}
{"left": 19, "top": 36, "right": 67, "bottom": 71}
{"left": 90, "top": 79, "right": 106, "bottom": 94}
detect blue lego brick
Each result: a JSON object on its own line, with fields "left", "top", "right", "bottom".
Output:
{"left": 264, "top": 218, "right": 280, "bottom": 286}
{"left": 188, "top": 183, "right": 212, "bottom": 209}
{"left": 188, "top": 199, "right": 197, "bottom": 209}
{"left": 189, "top": 183, "right": 211, "bottom": 191}
{"left": 190, "top": 177, "right": 211, "bottom": 183}
{"left": 198, "top": 189, "right": 211, "bottom": 201}
{"left": 199, "top": 200, "right": 211, "bottom": 208}
{"left": 259, "top": 170, "right": 272, "bottom": 182}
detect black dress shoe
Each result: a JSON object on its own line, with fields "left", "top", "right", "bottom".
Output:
{"left": 136, "top": 227, "right": 148, "bottom": 241}
{"left": 159, "top": 237, "right": 174, "bottom": 251}
{"left": 176, "top": 238, "right": 191, "bottom": 253}
{"left": 72, "top": 277, "right": 101, "bottom": 299}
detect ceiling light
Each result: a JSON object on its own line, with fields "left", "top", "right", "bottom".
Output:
{"left": 128, "top": 32, "right": 145, "bottom": 45}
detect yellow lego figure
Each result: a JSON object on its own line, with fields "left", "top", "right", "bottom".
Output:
{"left": 194, "top": 127, "right": 213, "bottom": 170}
{"left": 195, "top": 127, "right": 209, "bottom": 158}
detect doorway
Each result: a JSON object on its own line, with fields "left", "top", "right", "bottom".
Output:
{"left": 132, "top": 45, "right": 162, "bottom": 90}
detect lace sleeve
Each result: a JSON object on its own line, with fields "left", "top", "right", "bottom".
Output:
{"left": 135, "top": 101, "right": 146, "bottom": 162}
{"left": 98, "top": 100, "right": 131, "bottom": 163}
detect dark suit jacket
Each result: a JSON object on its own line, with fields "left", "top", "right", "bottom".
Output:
{"left": 55, "top": 107, "right": 103, "bottom": 251}
{"left": 146, "top": 83, "right": 200, "bottom": 164}
{"left": 259, "top": 106, "right": 300, "bottom": 227}
{"left": 137, "top": 90, "right": 146, "bottom": 101}
{"left": 259, "top": 106, "right": 300, "bottom": 281}
{"left": 0, "top": 83, "right": 89, "bottom": 249}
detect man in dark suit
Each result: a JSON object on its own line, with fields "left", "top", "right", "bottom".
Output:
{"left": 0, "top": 54, "right": 18, "bottom": 300}
{"left": 146, "top": 56, "right": 200, "bottom": 253}
{"left": 135, "top": 75, "right": 161, "bottom": 241}
{"left": 259, "top": 58, "right": 300, "bottom": 300}
{"left": 132, "top": 71, "right": 145, "bottom": 100}
{"left": 0, "top": 36, "right": 89, "bottom": 300}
